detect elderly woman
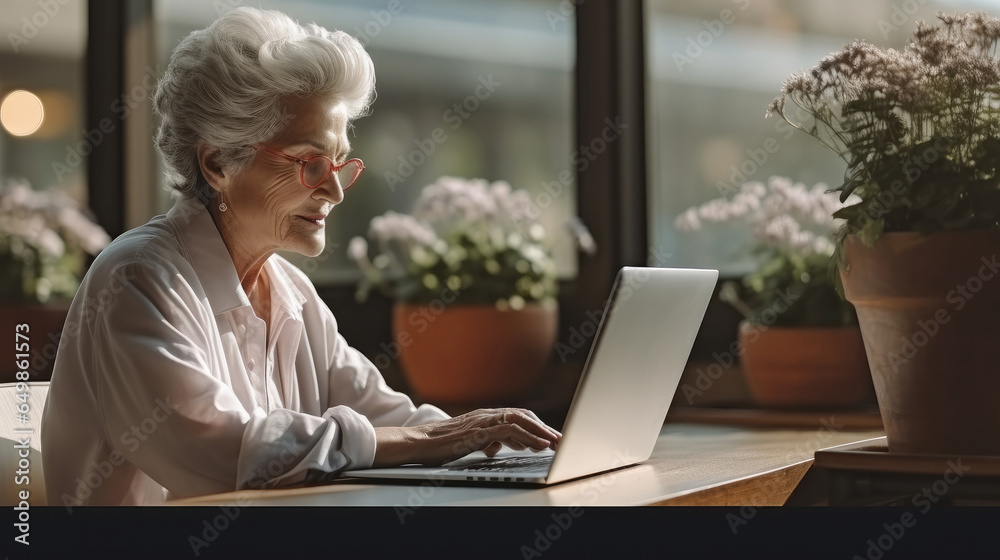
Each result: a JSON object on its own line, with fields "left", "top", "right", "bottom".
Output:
{"left": 41, "top": 7, "right": 559, "bottom": 506}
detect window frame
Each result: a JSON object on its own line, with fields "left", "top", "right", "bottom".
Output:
{"left": 87, "top": 0, "right": 650, "bottom": 365}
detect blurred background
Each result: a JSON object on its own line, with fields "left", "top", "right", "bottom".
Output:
{"left": 2, "top": 0, "right": 998, "bottom": 406}
{"left": 4, "top": 0, "right": 997, "bottom": 281}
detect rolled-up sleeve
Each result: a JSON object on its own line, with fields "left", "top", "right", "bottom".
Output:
{"left": 321, "top": 316, "right": 450, "bottom": 461}
{"left": 235, "top": 404, "right": 377, "bottom": 490}
{"left": 94, "top": 259, "right": 378, "bottom": 497}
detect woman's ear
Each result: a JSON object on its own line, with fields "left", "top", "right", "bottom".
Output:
{"left": 196, "top": 144, "right": 229, "bottom": 193}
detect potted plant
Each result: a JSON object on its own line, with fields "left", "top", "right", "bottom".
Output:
{"left": 676, "top": 176, "right": 872, "bottom": 408}
{"left": 768, "top": 12, "right": 1000, "bottom": 454}
{"left": 0, "top": 179, "right": 110, "bottom": 381}
{"left": 349, "top": 176, "right": 594, "bottom": 403}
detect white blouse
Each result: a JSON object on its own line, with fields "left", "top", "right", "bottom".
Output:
{"left": 41, "top": 195, "right": 448, "bottom": 506}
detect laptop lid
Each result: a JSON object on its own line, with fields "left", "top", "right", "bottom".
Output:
{"left": 343, "top": 266, "right": 718, "bottom": 484}
{"left": 544, "top": 266, "right": 718, "bottom": 484}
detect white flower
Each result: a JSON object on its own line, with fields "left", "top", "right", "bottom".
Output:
{"left": 369, "top": 211, "right": 437, "bottom": 247}
{"left": 743, "top": 180, "right": 767, "bottom": 199}
{"left": 489, "top": 180, "right": 511, "bottom": 201}
{"left": 813, "top": 236, "right": 835, "bottom": 256}
{"left": 347, "top": 236, "right": 368, "bottom": 262}
{"left": 0, "top": 178, "right": 110, "bottom": 257}
{"left": 36, "top": 227, "right": 65, "bottom": 257}
{"left": 565, "top": 216, "right": 596, "bottom": 255}
{"left": 674, "top": 207, "right": 702, "bottom": 232}
{"left": 521, "top": 244, "right": 547, "bottom": 264}
{"left": 676, "top": 176, "right": 848, "bottom": 257}
{"left": 57, "top": 208, "right": 111, "bottom": 255}
{"left": 353, "top": 175, "right": 591, "bottom": 302}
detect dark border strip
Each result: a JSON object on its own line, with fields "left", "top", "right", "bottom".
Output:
{"left": 86, "top": 0, "right": 127, "bottom": 237}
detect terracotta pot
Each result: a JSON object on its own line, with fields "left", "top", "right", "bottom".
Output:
{"left": 739, "top": 322, "right": 873, "bottom": 408}
{"left": 841, "top": 231, "right": 1000, "bottom": 455}
{"left": 392, "top": 302, "right": 557, "bottom": 404}
{"left": 0, "top": 301, "right": 71, "bottom": 383}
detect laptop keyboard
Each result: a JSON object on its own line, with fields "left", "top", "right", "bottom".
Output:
{"left": 446, "top": 455, "right": 554, "bottom": 473}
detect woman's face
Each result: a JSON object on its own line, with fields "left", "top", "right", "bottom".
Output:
{"left": 225, "top": 95, "right": 351, "bottom": 258}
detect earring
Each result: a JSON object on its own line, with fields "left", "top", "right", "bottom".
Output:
{"left": 219, "top": 191, "right": 228, "bottom": 213}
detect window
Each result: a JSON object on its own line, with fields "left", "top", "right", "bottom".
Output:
{"left": 0, "top": 1, "right": 88, "bottom": 203}
{"left": 645, "top": 0, "right": 1000, "bottom": 276}
{"left": 150, "top": 0, "right": 577, "bottom": 284}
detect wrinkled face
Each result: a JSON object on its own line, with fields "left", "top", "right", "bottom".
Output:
{"left": 225, "top": 95, "right": 351, "bottom": 258}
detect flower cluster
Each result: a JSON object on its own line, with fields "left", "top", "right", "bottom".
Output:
{"left": 349, "top": 176, "right": 592, "bottom": 308}
{"left": 0, "top": 179, "right": 111, "bottom": 303}
{"left": 768, "top": 12, "right": 1000, "bottom": 252}
{"left": 768, "top": 13, "right": 1000, "bottom": 124}
{"left": 675, "top": 177, "right": 857, "bottom": 327}
{"left": 411, "top": 176, "right": 537, "bottom": 229}
{"left": 675, "top": 177, "right": 852, "bottom": 257}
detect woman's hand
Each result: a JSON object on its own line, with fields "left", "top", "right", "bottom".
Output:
{"left": 372, "top": 408, "right": 562, "bottom": 468}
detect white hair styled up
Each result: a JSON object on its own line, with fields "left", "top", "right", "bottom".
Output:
{"left": 153, "top": 7, "right": 375, "bottom": 200}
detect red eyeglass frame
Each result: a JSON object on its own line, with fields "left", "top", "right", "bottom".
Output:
{"left": 253, "top": 145, "right": 365, "bottom": 189}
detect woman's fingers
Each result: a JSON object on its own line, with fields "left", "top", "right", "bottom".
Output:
{"left": 468, "top": 423, "right": 551, "bottom": 458}
{"left": 505, "top": 441, "right": 527, "bottom": 451}
{"left": 484, "top": 441, "right": 503, "bottom": 457}
{"left": 500, "top": 409, "right": 561, "bottom": 449}
{"left": 523, "top": 409, "right": 563, "bottom": 439}
{"left": 428, "top": 408, "right": 562, "bottom": 464}
{"left": 493, "top": 422, "right": 552, "bottom": 451}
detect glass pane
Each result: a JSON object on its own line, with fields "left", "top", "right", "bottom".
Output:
{"left": 646, "top": 0, "right": 1000, "bottom": 275}
{"left": 152, "top": 0, "right": 576, "bottom": 284}
{"left": 0, "top": 1, "right": 88, "bottom": 202}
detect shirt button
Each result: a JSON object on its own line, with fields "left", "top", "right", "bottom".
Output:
{"left": 249, "top": 328, "right": 256, "bottom": 336}
{"left": 239, "top": 325, "right": 247, "bottom": 337}
{"left": 248, "top": 358, "right": 255, "bottom": 370}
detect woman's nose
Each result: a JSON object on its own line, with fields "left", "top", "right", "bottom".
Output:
{"left": 312, "top": 173, "right": 344, "bottom": 205}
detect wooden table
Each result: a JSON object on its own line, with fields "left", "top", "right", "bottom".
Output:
{"left": 170, "top": 423, "right": 884, "bottom": 507}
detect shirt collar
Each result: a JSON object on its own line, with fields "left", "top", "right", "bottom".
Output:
{"left": 166, "top": 196, "right": 308, "bottom": 319}
{"left": 264, "top": 257, "right": 308, "bottom": 322}
{"left": 167, "top": 196, "right": 250, "bottom": 314}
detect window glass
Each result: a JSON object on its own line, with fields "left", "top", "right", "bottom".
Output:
{"left": 153, "top": 0, "right": 576, "bottom": 283}
{"left": 0, "top": 0, "right": 88, "bottom": 202}
{"left": 646, "top": 0, "right": 1000, "bottom": 275}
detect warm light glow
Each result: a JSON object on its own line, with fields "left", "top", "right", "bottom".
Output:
{"left": 1, "top": 90, "right": 45, "bottom": 137}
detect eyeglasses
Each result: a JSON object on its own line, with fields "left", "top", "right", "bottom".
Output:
{"left": 254, "top": 145, "right": 365, "bottom": 190}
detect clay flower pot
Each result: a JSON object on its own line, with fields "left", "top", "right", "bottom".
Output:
{"left": 739, "top": 322, "right": 873, "bottom": 408}
{"left": 841, "top": 231, "right": 1000, "bottom": 455}
{"left": 392, "top": 302, "right": 558, "bottom": 404}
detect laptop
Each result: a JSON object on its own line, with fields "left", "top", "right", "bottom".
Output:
{"left": 343, "top": 266, "right": 719, "bottom": 485}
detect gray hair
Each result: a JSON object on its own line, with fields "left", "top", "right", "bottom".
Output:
{"left": 153, "top": 7, "right": 375, "bottom": 200}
